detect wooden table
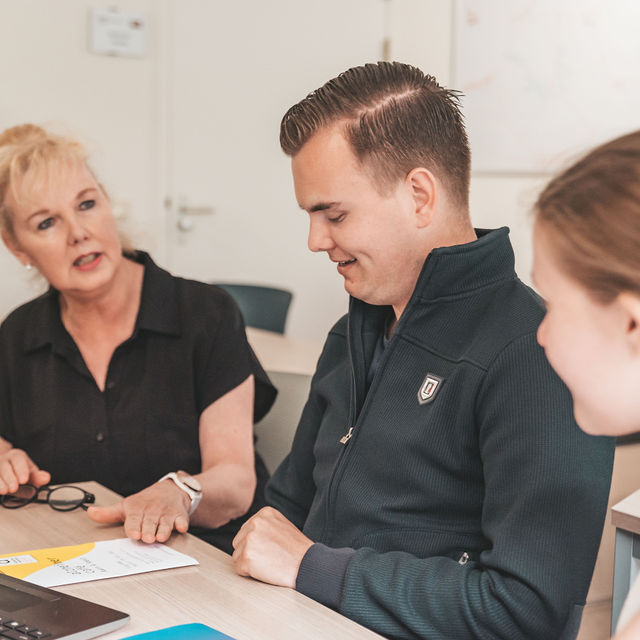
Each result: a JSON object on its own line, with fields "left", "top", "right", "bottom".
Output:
{"left": 246, "top": 327, "right": 323, "bottom": 376}
{"left": 0, "top": 482, "right": 383, "bottom": 640}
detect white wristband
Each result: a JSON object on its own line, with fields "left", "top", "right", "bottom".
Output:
{"left": 159, "top": 471, "right": 202, "bottom": 516}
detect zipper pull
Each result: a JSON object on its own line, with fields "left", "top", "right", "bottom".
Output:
{"left": 339, "top": 426, "right": 354, "bottom": 445}
{"left": 458, "top": 552, "right": 469, "bottom": 565}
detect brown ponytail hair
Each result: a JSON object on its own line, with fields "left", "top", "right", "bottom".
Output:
{"left": 534, "top": 130, "right": 640, "bottom": 303}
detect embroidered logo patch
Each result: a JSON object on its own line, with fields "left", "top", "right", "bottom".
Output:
{"left": 417, "top": 374, "right": 444, "bottom": 405}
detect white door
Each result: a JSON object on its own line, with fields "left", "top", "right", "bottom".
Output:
{"left": 162, "top": 0, "right": 387, "bottom": 339}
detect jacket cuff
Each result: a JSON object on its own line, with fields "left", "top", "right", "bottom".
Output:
{"left": 295, "top": 543, "right": 356, "bottom": 610}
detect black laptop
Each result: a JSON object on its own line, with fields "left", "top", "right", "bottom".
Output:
{"left": 0, "top": 572, "right": 129, "bottom": 639}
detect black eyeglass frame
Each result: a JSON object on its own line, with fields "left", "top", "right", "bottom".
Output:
{"left": 0, "top": 484, "right": 96, "bottom": 511}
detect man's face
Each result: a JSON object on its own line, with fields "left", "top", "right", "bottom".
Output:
{"left": 291, "top": 126, "right": 427, "bottom": 317}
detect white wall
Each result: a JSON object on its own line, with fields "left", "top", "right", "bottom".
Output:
{"left": 0, "top": 0, "right": 584, "bottom": 335}
{"left": 163, "top": 0, "right": 386, "bottom": 340}
{"left": 0, "top": 0, "right": 162, "bottom": 316}
{"left": 386, "top": 0, "right": 541, "bottom": 286}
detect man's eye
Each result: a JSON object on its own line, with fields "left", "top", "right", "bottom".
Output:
{"left": 79, "top": 199, "right": 95, "bottom": 211}
{"left": 37, "top": 217, "right": 54, "bottom": 231}
{"left": 328, "top": 213, "right": 345, "bottom": 223}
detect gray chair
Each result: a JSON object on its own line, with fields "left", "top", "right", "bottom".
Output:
{"left": 215, "top": 283, "right": 293, "bottom": 334}
{"left": 254, "top": 370, "right": 312, "bottom": 473}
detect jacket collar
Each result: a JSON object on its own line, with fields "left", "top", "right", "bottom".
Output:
{"left": 412, "top": 227, "right": 515, "bottom": 302}
{"left": 23, "top": 250, "right": 181, "bottom": 354}
{"left": 349, "top": 227, "right": 516, "bottom": 328}
{"left": 346, "top": 228, "right": 516, "bottom": 401}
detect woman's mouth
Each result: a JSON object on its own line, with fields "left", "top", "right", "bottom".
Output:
{"left": 73, "top": 252, "right": 102, "bottom": 269}
{"left": 338, "top": 258, "right": 357, "bottom": 267}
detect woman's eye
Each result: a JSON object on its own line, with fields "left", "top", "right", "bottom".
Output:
{"left": 79, "top": 199, "right": 95, "bottom": 211}
{"left": 328, "top": 213, "right": 346, "bottom": 224}
{"left": 37, "top": 217, "right": 54, "bottom": 231}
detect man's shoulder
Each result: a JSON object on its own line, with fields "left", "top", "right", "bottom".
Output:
{"left": 405, "top": 276, "right": 545, "bottom": 371}
{"left": 476, "top": 277, "right": 545, "bottom": 354}
{"left": 305, "top": 313, "right": 350, "bottom": 381}
{"left": 328, "top": 313, "right": 349, "bottom": 338}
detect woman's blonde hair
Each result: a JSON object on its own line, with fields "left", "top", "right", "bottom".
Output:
{"left": 0, "top": 124, "right": 88, "bottom": 240}
{"left": 534, "top": 130, "right": 640, "bottom": 303}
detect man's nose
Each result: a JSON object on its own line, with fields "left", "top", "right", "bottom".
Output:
{"left": 307, "top": 215, "right": 335, "bottom": 253}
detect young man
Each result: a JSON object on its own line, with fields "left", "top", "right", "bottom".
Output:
{"left": 232, "top": 62, "right": 614, "bottom": 639}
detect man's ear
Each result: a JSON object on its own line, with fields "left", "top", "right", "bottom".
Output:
{"left": 1, "top": 230, "right": 30, "bottom": 267}
{"left": 617, "top": 291, "right": 640, "bottom": 353}
{"left": 406, "top": 168, "right": 437, "bottom": 228}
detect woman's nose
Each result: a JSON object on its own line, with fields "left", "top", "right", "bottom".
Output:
{"left": 67, "top": 215, "right": 89, "bottom": 245}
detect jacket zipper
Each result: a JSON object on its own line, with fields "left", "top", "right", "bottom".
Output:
{"left": 339, "top": 426, "right": 354, "bottom": 444}
{"left": 320, "top": 253, "right": 438, "bottom": 544}
{"left": 322, "top": 303, "right": 400, "bottom": 544}
{"left": 320, "top": 317, "right": 359, "bottom": 543}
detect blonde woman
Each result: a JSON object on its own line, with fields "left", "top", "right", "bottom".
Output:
{"left": 532, "top": 129, "right": 640, "bottom": 639}
{"left": 0, "top": 124, "right": 276, "bottom": 553}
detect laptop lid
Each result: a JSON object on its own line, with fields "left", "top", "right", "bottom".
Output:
{"left": 0, "top": 572, "right": 129, "bottom": 639}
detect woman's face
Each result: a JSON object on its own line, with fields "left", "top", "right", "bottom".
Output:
{"left": 532, "top": 223, "right": 640, "bottom": 436}
{"left": 2, "top": 161, "right": 123, "bottom": 300}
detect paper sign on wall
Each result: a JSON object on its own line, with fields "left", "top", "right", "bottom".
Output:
{"left": 90, "top": 8, "right": 147, "bottom": 58}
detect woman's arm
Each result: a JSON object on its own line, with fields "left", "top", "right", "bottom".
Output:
{"left": 190, "top": 374, "right": 256, "bottom": 527}
{"left": 87, "top": 375, "right": 256, "bottom": 543}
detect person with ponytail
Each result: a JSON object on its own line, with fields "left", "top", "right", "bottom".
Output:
{"left": 532, "top": 129, "right": 640, "bottom": 639}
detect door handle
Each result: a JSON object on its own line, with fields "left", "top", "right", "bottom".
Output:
{"left": 178, "top": 204, "right": 214, "bottom": 216}
{"left": 171, "top": 197, "right": 215, "bottom": 232}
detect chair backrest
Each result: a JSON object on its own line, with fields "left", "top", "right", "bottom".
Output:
{"left": 215, "top": 283, "right": 293, "bottom": 334}
{"left": 254, "top": 370, "right": 312, "bottom": 474}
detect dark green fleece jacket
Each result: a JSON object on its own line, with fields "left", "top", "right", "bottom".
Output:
{"left": 266, "top": 228, "right": 614, "bottom": 639}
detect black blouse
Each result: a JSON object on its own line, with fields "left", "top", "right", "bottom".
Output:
{"left": 0, "top": 252, "right": 277, "bottom": 500}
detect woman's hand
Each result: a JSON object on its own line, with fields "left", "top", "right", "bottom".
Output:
{"left": 86, "top": 479, "right": 191, "bottom": 543}
{"left": 0, "top": 445, "right": 50, "bottom": 494}
{"left": 87, "top": 374, "right": 257, "bottom": 543}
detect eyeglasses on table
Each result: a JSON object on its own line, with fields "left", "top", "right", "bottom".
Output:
{"left": 0, "top": 484, "right": 96, "bottom": 511}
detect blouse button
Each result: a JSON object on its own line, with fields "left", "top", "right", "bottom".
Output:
{"left": 96, "top": 432, "right": 105, "bottom": 443}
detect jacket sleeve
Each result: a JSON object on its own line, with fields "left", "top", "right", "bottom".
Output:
{"left": 296, "top": 333, "right": 614, "bottom": 639}
{"left": 265, "top": 320, "right": 348, "bottom": 530}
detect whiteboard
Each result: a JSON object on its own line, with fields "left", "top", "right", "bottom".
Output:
{"left": 454, "top": 0, "right": 640, "bottom": 173}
